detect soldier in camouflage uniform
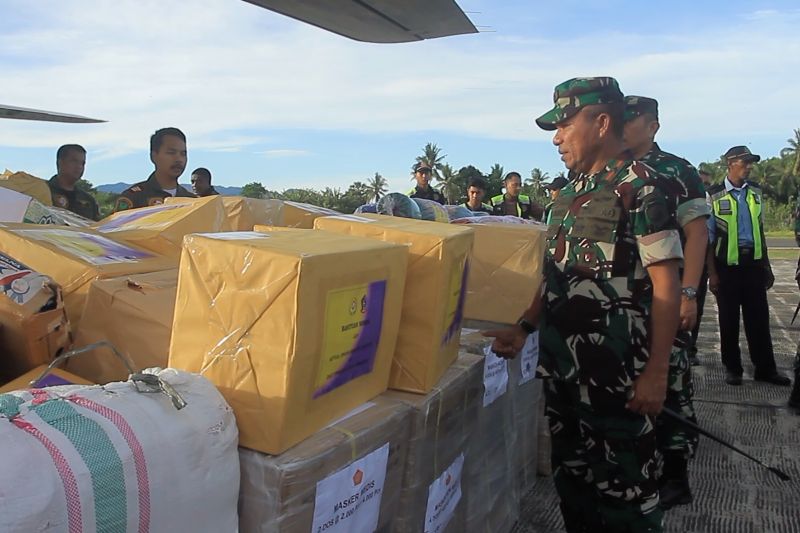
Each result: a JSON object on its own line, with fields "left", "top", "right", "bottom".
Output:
{"left": 790, "top": 194, "right": 800, "bottom": 412}
{"left": 485, "top": 77, "right": 683, "bottom": 532}
{"left": 623, "top": 96, "right": 710, "bottom": 508}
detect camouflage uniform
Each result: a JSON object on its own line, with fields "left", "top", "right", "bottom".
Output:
{"left": 536, "top": 78, "right": 683, "bottom": 533}
{"left": 637, "top": 141, "right": 709, "bottom": 460}
{"left": 114, "top": 173, "right": 195, "bottom": 211}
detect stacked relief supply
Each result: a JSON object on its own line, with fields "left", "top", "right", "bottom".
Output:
{"left": 0, "top": 224, "right": 175, "bottom": 331}
{"left": 70, "top": 270, "right": 179, "bottom": 384}
{"left": 313, "top": 214, "right": 474, "bottom": 394}
{"left": 239, "top": 397, "right": 412, "bottom": 533}
{"left": 168, "top": 229, "right": 408, "bottom": 455}
{"left": 383, "top": 352, "right": 483, "bottom": 533}
{"left": 94, "top": 195, "right": 231, "bottom": 260}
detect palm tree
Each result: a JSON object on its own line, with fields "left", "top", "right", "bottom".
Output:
{"left": 415, "top": 142, "right": 447, "bottom": 182}
{"left": 436, "top": 163, "right": 461, "bottom": 204}
{"left": 524, "top": 168, "right": 548, "bottom": 198}
{"left": 780, "top": 128, "right": 800, "bottom": 176}
{"left": 367, "top": 172, "right": 388, "bottom": 202}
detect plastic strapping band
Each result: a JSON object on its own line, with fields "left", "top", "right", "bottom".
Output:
{"left": 433, "top": 388, "right": 444, "bottom": 475}
{"left": 332, "top": 426, "right": 358, "bottom": 461}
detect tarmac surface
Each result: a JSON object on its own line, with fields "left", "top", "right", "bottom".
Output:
{"left": 512, "top": 258, "right": 800, "bottom": 533}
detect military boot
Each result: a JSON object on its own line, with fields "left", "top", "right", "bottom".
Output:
{"left": 659, "top": 452, "right": 693, "bottom": 509}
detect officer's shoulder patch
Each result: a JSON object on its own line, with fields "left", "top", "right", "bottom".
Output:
{"left": 130, "top": 185, "right": 143, "bottom": 192}
{"left": 53, "top": 194, "right": 68, "bottom": 208}
{"left": 115, "top": 197, "right": 133, "bottom": 211}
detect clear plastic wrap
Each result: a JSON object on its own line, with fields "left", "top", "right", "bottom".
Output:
{"left": 411, "top": 198, "right": 450, "bottom": 223}
{"left": 168, "top": 230, "right": 409, "bottom": 454}
{"left": 383, "top": 352, "right": 484, "bottom": 533}
{"left": 443, "top": 204, "right": 477, "bottom": 221}
{"left": 238, "top": 397, "right": 412, "bottom": 533}
{"left": 0, "top": 224, "right": 176, "bottom": 329}
{"left": 451, "top": 214, "right": 539, "bottom": 225}
{"left": 70, "top": 270, "right": 178, "bottom": 383}
{"left": 95, "top": 195, "right": 231, "bottom": 259}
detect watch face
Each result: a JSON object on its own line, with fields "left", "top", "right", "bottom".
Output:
{"left": 682, "top": 287, "right": 697, "bottom": 298}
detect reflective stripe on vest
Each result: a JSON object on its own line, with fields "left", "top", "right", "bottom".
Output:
{"left": 490, "top": 194, "right": 530, "bottom": 217}
{"left": 712, "top": 187, "right": 763, "bottom": 265}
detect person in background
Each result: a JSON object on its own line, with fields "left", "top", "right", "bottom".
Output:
{"left": 706, "top": 145, "right": 790, "bottom": 387}
{"left": 541, "top": 175, "right": 569, "bottom": 223}
{"left": 191, "top": 167, "right": 219, "bottom": 197}
{"left": 489, "top": 171, "right": 544, "bottom": 220}
{"left": 48, "top": 144, "right": 100, "bottom": 220}
{"left": 463, "top": 177, "right": 492, "bottom": 213}
{"left": 115, "top": 127, "right": 195, "bottom": 211}
{"left": 407, "top": 162, "right": 445, "bottom": 204}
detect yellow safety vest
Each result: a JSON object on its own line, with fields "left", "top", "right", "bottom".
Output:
{"left": 709, "top": 184, "right": 763, "bottom": 265}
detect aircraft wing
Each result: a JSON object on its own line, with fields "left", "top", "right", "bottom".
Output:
{"left": 0, "top": 105, "right": 106, "bottom": 123}
{"left": 243, "top": 0, "right": 478, "bottom": 43}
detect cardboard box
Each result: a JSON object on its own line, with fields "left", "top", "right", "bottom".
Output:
{"left": 383, "top": 352, "right": 483, "bottom": 533}
{"left": 0, "top": 224, "right": 176, "bottom": 329}
{"left": 168, "top": 230, "right": 408, "bottom": 454}
{"left": 220, "top": 196, "right": 283, "bottom": 231}
{"left": 0, "top": 252, "right": 71, "bottom": 382}
{"left": 0, "top": 187, "right": 87, "bottom": 226}
{"left": 94, "top": 196, "right": 230, "bottom": 259}
{"left": 464, "top": 223, "right": 547, "bottom": 325}
{"left": 239, "top": 397, "right": 411, "bottom": 533}
{"left": 0, "top": 170, "right": 52, "bottom": 206}
{"left": 0, "top": 364, "right": 92, "bottom": 393}
{"left": 70, "top": 270, "right": 178, "bottom": 384}
{"left": 313, "top": 214, "right": 474, "bottom": 393}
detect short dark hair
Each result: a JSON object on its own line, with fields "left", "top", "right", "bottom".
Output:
{"left": 467, "top": 177, "right": 487, "bottom": 191}
{"left": 191, "top": 167, "right": 212, "bottom": 183}
{"left": 584, "top": 102, "right": 625, "bottom": 138}
{"left": 503, "top": 171, "right": 522, "bottom": 183}
{"left": 56, "top": 144, "right": 86, "bottom": 162}
{"left": 150, "top": 127, "right": 186, "bottom": 152}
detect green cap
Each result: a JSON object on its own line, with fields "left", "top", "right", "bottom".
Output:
{"left": 535, "top": 77, "right": 624, "bottom": 131}
{"left": 624, "top": 95, "right": 659, "bottom": 122}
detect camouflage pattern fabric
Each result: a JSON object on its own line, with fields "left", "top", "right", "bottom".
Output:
{"left": 537, "top": 157, "right": 683, "bottom": 389}
{"left": 538, "top": 156, "right": 680, "bottom": 531}
{"left": 545, "top": 380, "right": 664, "bottom": 532}
{"left": 536, "top": 77, "right": 624, "bottom": 131}
{"left": 624, "top": 95, "right": 659, "bottom": 121}
{"left": 640, "top": 143, "right": 709, "bottom": 459}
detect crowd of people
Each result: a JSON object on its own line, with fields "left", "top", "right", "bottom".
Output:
{"left": 41, "top": 77, "right": 798, "bottom": 533}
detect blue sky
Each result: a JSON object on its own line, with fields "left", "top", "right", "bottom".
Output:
{"left": 1, "top": 0, "right": 800, "bottom": 193}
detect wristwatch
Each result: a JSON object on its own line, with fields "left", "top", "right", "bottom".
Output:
{"left": 517, "top": 318, "right": 537, "bottom": 335}
{"left": 681, "top": 287, "right": 697, "bottom": 300}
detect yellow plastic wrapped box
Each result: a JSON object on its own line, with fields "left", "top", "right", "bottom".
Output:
{"left": 70, "top": 270, "right": 179, "bottom": 384}
{"left": 313, "top": 214, "right": 474, "bottom": 393}
{"left": 239, "top": 397, "right": 411, "bottom": 533}
{"left": 382, "top": 352, "right": 483, "bottom": 533}
{"left": 94, "top": 196, "right": 230, "bottom": 259}
{"left": 0, "top": 224, "right": 176, "bottom": 329}
{"left": 464, "top": 223, "right": 547, "bottom": 325}
{"left": 0, "top": 169, "right": 52, "bottom": 206}
{"left": 168, "top": 230, "right": 408, "bottom": 454}
{"left": 0, "top": 187, "right": 90, "bottom": 226}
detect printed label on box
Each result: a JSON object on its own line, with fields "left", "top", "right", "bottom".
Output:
{"left": 15, "top": 229, "right": 154, "bottom": 265}
{"left": 482, "top": 343, "right": 509, "bottom": 407}
{"left": 441, "top": 257, "right": 469, "bottom": 347}
{"left": 424, "top": 453, "right": 464, "bottom": 533}
{"left": 520, "top": 331, "right": 539, "bottom": 385}
{"left": 314, "top": 280, "right": 387, "bottom": 398}
{"left": 311, "top": 442, "right": 390, "bottom": 533}
{"left": 95, "top": 203, "right": 184, "bottom": 231}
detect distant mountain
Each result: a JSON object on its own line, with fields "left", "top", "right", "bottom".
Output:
{"left": 96, "top": 182, "right": 242, "bottom": 196}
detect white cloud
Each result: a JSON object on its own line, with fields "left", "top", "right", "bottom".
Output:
{"left": 259, "top": 149, "right": 311, "bottom": 158}
{"left": 1, "top": 0, "right": 799, "bottom": 162}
